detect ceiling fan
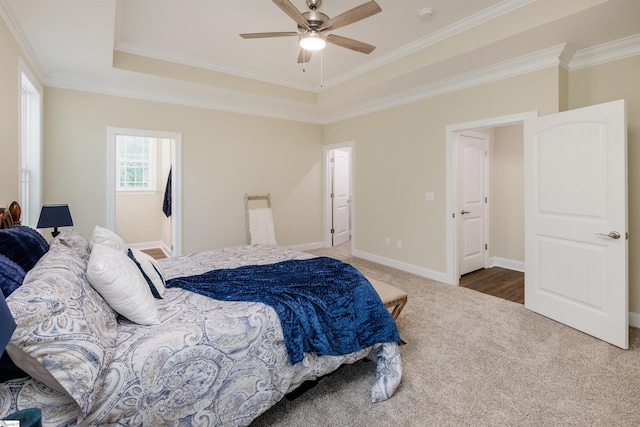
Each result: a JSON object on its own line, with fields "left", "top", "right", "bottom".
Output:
{"left": 240, "top": 0, "right": 382, "bottom": 63}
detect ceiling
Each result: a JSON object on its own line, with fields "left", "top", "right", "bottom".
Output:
{"left": 1, "top": 0, "right": 639, "bottom": 122}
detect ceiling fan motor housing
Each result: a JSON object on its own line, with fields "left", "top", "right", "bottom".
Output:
{"left": 299, "top": 11, "right": 329, "bottom": 33}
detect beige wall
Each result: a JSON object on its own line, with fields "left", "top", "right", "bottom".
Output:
{"left": 490, "top": 124, "right": 524, "bottom": 264}
{"left": 324, "top": 67, "right": 561, "bottom": 272}
{"left": 0, "top": 17, "right": 24, "bottom": 205}
{"left": 43, "top": 87, "right": 324, "bottom": 253}
{"left": 116, "top": 190, "right": 165, "bottom": 244}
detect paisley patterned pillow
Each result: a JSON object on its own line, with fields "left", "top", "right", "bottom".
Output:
{"left": 49, "top": 229, "right": 92, "bottom": 261}
{"left": 6, "top": 231, "right": 118, "bottom": 420}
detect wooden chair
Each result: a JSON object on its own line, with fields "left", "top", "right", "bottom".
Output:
{"left": 0, "top": 201, "right": 21, "bottom": 229}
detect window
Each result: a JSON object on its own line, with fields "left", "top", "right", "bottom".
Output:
{"left": 19, "top": 59, "right": 42, "bottom": 227}
{"left": 116, "top": 135, "right": 157, "bottom": 192}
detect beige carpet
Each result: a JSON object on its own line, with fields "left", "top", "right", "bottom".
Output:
{"left": 251, "top": 243, "right": 640, "bottom": 426}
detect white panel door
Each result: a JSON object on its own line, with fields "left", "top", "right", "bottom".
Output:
{"left": 524, "top": 99, "right": 628, "bottom": 349}
{"left": 458, "top": 132, "right": 488, "bottom": 275}
{"left": 332, "top": 148, "right": 351, "bottom": 246}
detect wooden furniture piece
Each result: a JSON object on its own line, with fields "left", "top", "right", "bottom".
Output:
{"left": 244, "top": 193, "right": 271, "bottom": 209}
{"left": 367, "top": 277, "right": 408, "bottom": 320}
{"left": 244, "top": 193, "right": 276, "bottom": 245}
{"left": 0, "top": 201, "right": 21, "bottom": 229}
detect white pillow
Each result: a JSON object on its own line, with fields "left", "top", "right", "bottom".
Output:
{"left": 86, "top": 244, "right": 160, "bottom": 325}
{"left": 90, "top": 225, "right": 127, "bottom": 253}
{"left": 127, "top": 248, "right": 166, "bottom": 298}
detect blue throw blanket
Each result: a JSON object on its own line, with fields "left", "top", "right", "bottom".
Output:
{"left": 166, "top": 257, "right": 400, "bottom": 364}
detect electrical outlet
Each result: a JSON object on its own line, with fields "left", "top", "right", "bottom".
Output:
{"left": 397, "top": 239, "right": 402, "bottom": 248}
{"left": 385, "top": 237, "right": 391, "bottom": 246}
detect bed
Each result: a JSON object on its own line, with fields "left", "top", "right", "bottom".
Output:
{"left": 0, "top": 212, "right": 402, "bottom": 426}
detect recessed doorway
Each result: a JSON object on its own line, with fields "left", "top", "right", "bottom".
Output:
{"left": 324, "top": 142, "right": 354, "bottom": 249}
{"left": 106, "top": 127, "right": 182, "bottom": 256}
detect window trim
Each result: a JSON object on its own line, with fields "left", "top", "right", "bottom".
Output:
{"left": 18, "top": 58, "right": 43, "bottom": 227}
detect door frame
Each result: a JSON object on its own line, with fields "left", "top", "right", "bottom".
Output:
{"left": 445, "top": 111, "right": 536, "bottom": 285}
{"left": 106, "top": 127, "right": 183, "bottom": 256}
{"left": 324, "top": 141, "right": 355, "bottom": 249}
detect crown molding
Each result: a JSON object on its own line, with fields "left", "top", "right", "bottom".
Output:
{"left": 114, "top": 43, "right": 315, "bottom": 93}
{"left": 569, "top": 33, "right": 640, "bottom": 70}
{"left": 44, "top": 72, "right": 325, "bottom": 124}
{"left": 322, "top": 44, "right": 570, "bottom": 124}
{"left": 0, "top": 0, "right": 47, "bottom": 80}
{"left": 44, "top": 37, "right": 638, "bottom": 125}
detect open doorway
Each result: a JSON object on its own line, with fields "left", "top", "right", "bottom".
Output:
{"left": 445, "top": 112, "right": 535, "bottom": 287}
{"left": 448, "top": 104, "right": 628, "bottom": 348}
{"left": 324, "top": 142, "right": 354, "bottom": 248}
{"left": 106, "top": 127, "right": 182, "bottom": 256}
{"left": 456, "top": 126, "right": 525, "bottom": 304}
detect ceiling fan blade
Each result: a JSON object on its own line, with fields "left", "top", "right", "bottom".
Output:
{"left": 327, "top": 34, "right": 376, "bottom": 54}
{"left": 320, "top": 1, "right": 381, "bottom": 32}
{"left": 272, "top": 0, "right": 310, "bottom": 31}
{"left": 297, "top": 49, "right": 313, "bottom": 64}
{"left": 240, "top": 32, "right": 298, "bottom": 39}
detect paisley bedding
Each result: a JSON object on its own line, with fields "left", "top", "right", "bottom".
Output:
{"left": 166, "top": 257, "right": 401, "bottom": 364}
{"left": 0, "top": 232, "right": 402, "bottom": 426}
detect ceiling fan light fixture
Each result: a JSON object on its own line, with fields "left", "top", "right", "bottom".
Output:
{"left": 299, "top": 33, "right": 326, "bottom": 51}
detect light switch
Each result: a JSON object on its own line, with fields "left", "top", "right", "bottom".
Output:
{"left": 425, "top": 192, "right": 435, "bottom": 201}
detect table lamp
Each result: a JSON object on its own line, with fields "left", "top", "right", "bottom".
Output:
{"left": 36, "top": 204, "right": 73, "bottom": 238}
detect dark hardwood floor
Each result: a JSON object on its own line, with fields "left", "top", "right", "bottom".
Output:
{"left": 459, "top": 267, "right": 524, "bottom": 304}
{"left": 141, "top": 248, "right": 167, "bottom": 259}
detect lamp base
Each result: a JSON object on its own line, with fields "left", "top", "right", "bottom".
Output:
{"left": 51, "top": 228, "right": 60, "bottom": 238}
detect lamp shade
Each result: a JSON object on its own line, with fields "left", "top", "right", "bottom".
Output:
{"left": 36, "top": 204, "right": 73, "bottom": 237}
{"left": 0, "top": 292, "right": 16, "bottom": 352}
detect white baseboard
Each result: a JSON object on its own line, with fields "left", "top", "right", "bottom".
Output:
{"left": 289, "top": 241, "right": 324, "bottom": 252}
{"left": 352, "top": 249, "right": 450, "bottom": 284}
{"left": 629, "top": 312, "right": 640, "bottom": 328}
{"left": 489, "top": 257, "right": 525, "bottom": 272}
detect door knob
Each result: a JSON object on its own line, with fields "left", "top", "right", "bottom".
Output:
{"left": 595, "top": 231, "right": 621, "bottom": 239}
{"left": 460, "top": 210, "right": 471, "bottom": 215}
